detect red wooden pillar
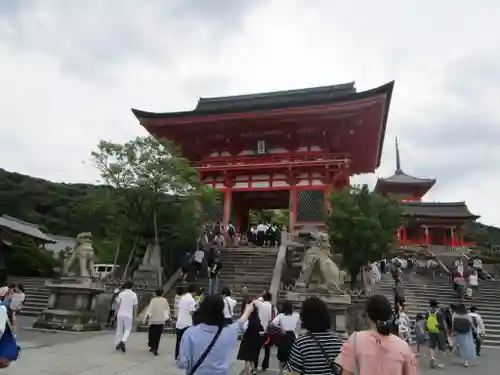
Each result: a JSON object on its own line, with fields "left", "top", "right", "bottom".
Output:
{"left": 289, "top": 186, "right": 297, "bottom": 232}
{"left": 450, "top": 227, "right": 456, "bottom": 247}
{"left": 399, "top": 227, "right": 407, "bottom": 242}
{"left": 324, "top": 184, "right": 332, "bottom": 214}
{"left": 223, "top": 189, "right": 232, "bottom": 244}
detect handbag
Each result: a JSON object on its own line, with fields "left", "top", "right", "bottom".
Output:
{"left": 309, "top": 333, "right": 341, "bottom": 375}
{"left": 188, "top": 326, "right": 223, "bottom": 375}
{"left": 0, "top": 318, "right": 20, "bottom": 362}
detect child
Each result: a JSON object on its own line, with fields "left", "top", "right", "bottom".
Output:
{"left": 414, "top": 313, "right": 427, "bottom": 356}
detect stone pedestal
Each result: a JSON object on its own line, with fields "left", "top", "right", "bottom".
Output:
{"left": 133, "top": 265, "right": 162, "bottom": 289}
{"left": 286, "top": 286, "right": 351, "bottom": 334}
{"left": 32, "top": 277, "right": 105, "bottom": 331}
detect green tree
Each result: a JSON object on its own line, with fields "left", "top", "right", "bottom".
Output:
{"left": 90, "top": 136, "right": 211, "bottom": 273}
{"left": 327, "top": 185, "right": 401, "bottom": 288}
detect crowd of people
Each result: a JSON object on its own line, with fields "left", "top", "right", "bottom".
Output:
{"left": 198, "top": 221, "right": 284, "bottom": 250}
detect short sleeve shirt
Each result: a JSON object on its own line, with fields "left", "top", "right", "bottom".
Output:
{"left": 335, "top": 331, "right": 418, "bottom": 375}
{"left": 286, "top": 332, "right": 343, "bottom": 374}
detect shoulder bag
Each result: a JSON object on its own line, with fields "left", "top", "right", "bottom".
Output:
{"left": 309, "top": 333, "right": 341, "bottom": 375}
{"left": 188, "top": 326, "right": 223, "bottom": 375}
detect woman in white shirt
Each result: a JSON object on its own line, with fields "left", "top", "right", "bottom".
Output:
{"left": 270, "top": 300, "right": 300, "bottom": 370}
{"left": 143, "top": 288, "right": 170, "bottom": 356}
{"left": 221, "top": 287, "right": 237, "bottom": 324}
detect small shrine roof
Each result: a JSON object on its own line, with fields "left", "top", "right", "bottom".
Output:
{"left": 401, "top": 201, "right": 479, "bottom": 219}
{"left": 0, "top": 215, "right": 56, "bottom": 243}
{"left": 375, "top": 138, "right": 436, "bottom": 193}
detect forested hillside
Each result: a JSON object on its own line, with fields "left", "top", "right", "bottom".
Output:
{"left": 0, "top": 168, "right": 200, "bottom": 276}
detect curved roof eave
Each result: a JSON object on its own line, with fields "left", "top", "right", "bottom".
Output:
{"left": 131, "top": 81, "right": 394, "bottom": 119}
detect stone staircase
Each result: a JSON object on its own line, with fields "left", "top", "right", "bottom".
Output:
{"left": 165, "top": 246, "right": 278, "bottom": 315}
{"left": 7, "top": 276, "right": 50, "bottom": 316}
{"left": 376, "top": 273, "right": 500, "bottom": 347}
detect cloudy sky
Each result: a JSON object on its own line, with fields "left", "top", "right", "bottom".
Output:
{"left": 1, "top": 1, "right": 499, "bottom": 226}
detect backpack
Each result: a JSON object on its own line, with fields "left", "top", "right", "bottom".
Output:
{"left": 390, "top": 313, "right": 400, "bottom": 334}
{"left": 426, "top": 312, "right": 441, "bottom": 334}
{"left": 471, "top": 315, "right": 479, "bottom": 329}
{"left": 453, "top": 317, "right": 471, "bottom": 334}
{"left": 228, "top": 225, "right": 235, "bottom": 236}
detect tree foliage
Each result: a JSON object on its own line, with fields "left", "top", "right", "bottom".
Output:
{"left": 249, "top": 209, "right": 289, "bottom": 228}
{"left": 0, "top": 136, "right": 211, "bottom": 278}
{"left": 327, "top": 185, "right": 402, "bottom": 287}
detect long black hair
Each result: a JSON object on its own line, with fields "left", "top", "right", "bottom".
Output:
{"left": 192, "top": 294, "right": 225, "bottom": 327}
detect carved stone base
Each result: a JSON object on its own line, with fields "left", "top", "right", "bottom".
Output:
{"left": 286, "top": 290, "right": 351, "bottom": 304}
{"left": 32, "top": 280, "right": 105, "bottom": 332}
{"left": 133, "top": 265, "right": 163, "bottom": 289}
{"left": 32, "top": 309, "right": 102, "bottom": 331}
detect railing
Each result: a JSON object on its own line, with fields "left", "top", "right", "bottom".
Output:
{"left": 398, "top": 239, "right": 475, "bottom": 247}
{"left": 269, "top": 232, "right": 291, "bottom": 305}
{"left": 191, "top": 151, "right": 350, "bottom": 169}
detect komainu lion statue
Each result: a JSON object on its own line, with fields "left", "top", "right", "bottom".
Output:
{"left": 62, "top": 232, "right": 97, "bottom": 279}
{"left": 297, "top": 227, "right": 343, "bottom": 291}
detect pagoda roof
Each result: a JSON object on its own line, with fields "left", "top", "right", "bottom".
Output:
{"left": 0, "top": 215, "right": 56, "bottom": 243}
{"left": 375, "top": 138, "right": 435, "bottom": 194}
{"left": 401, "top": 202, "right": 479, "bottom": 219}
{"left": 378, "top": 170, "right": 436, "bottom": 186}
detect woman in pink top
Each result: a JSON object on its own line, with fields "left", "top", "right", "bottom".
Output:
{"left": 335, "top": 295, "right": 419, "bottom": 375}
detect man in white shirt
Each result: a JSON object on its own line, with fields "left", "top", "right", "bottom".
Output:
{"left": 221, "top": 287, "right": 237, "bottom": 324}
{"left": 256, "top": 223, "right": 267, "bottom": 247}
{"left": 254, "top": 291, "right": 275, "bottom": 371}
{"left": 115, "top": 280, "right": 138, "bottom": 353}
{"left": 175, "top": 284, "right": 197, "bottom": 360}
{"left": 469, "top": 306, "right": 485, "bottom": 356}
{"left": 191, "top": 249, "right": 205, "bottom": 278}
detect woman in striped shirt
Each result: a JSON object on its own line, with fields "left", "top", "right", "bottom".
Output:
{"left": 284, "top": 297, "right": 343, "bottom": 375}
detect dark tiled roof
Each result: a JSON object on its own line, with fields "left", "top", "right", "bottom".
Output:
{"left": 378, "top": 170, "right": 436, "bottom": 185}
{"left": 0, "top": 215, "right": 55, "bottom": 243}
{"left": 401, "top": 202, "right": 479, "bottom": 219}
{"left": 194, "top": 82, "right": 356, "bottom": 112}
{"left": 131, "top": 81, "right": 393, "bottom": 118}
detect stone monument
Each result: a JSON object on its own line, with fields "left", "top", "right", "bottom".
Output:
{"left": 286, "top": 227, "right": 351, "bottom": 333}
{"left": 133, "top": 244, "right": 163, "bottom": 289}
{"left": 132, "top": 244, "right": 164, "bottom": 316}
{"left": 33, "top": 232, "right": 105, "bottom": 331}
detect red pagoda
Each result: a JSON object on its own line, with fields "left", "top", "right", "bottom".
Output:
{"left": 375, "top": 138, "right": 478, "bottom": 248}
{"left": 133, "top": 81, "right": 394, "bottom": 232}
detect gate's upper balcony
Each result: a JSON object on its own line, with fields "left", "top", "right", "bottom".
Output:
{"left": 191, "top": 151, "right": 350, "bottom": 172}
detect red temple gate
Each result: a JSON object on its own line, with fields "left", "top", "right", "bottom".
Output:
{"left": 133, "top": 81, "right": 394, "bottom": 231}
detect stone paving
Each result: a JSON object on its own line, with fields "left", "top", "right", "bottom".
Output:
{"left": 10, "top": 329, "right": 244, "bottom": 375}
{"left": 7, "top": 325, "right": 500, "bottom": 375}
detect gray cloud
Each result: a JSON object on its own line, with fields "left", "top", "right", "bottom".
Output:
{"left": 0, "top": 0, "right": 258, "bottom": 81}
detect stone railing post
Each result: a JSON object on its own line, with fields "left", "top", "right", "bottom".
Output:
{"left": 269, "top": 231, "right": 289, "bottom": 305}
